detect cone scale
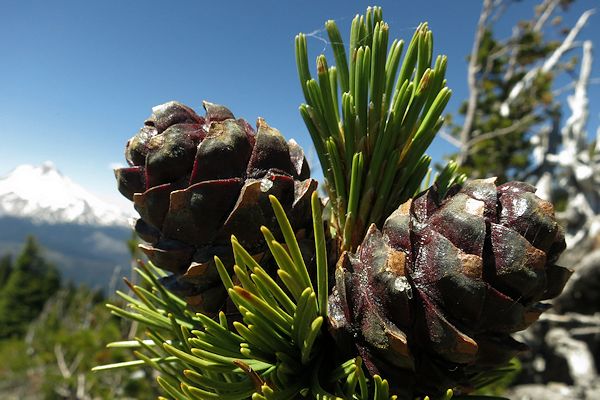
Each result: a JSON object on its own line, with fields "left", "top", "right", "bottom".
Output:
{"left": 114, "top": 101, "right": 316, "bottom": 312}
{"left": 328, "top": 178, "right": 571, "bottom": 395}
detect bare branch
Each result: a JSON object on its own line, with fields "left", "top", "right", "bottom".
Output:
{"left": 490, "top": 0, "right": 512, "bottom": 23}
{"left": 501, "top": 9, "right": 595, "bottom": 116}
{"left": 546, "top": 328, "right": 598, "bottom": 386}
{"left": 540, "top": 312, "right": 600, "bottom": 325}
{"left": 458, "top": 0, "right": 495, "bottom": 165}
{"left": 503, "top": 26, "right": 521, "bottom": 81}
{"left": 438, "top": 129, "right": 462, "bottom": 148}
{"left": 76, "top": 373, "right": 88, "bottom": 400}
{"left": 502, "top": 0, "right": 559, "bottom": 82}
{"left": 553, "top": 76, "right": 600, "bottom": 96}
{"left": 69, "top": 351, "right": 84, "bottom": 374}
{"left": 54, "top": 344, "right": 71, "bottom": 379}
{"left": 561, "top": 40, "right": 593, "bottom": 153}
{"left": 596, "top": 122, "right": 600, "bottom": 155}
{"left": 533, "top": 0, "right": 560, "bottom": 32}
{"left": 466, "top": 114, "right": 537, "bottom": 149}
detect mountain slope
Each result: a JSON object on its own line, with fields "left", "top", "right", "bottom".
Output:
{"left": 0, "top": 216, "right": 131, "bottom": 290}
{"left": 0, "top": 162, "right": 130, "bottom": 226}
{"left": 0, "top": 163, "right": 134, "bottom": 290}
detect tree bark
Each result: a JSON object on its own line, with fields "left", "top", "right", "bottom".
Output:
{"left": 457, "top": 0, "right": 494, "bottom": 165}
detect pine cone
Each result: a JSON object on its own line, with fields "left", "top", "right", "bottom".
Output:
{"left": 328, "top": 178, "right": 571, "bottom": 395}
{"left": 115, "top": 101, "right": 316, "bottom": 312}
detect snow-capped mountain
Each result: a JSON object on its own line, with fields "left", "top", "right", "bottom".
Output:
{"left": 0, "top": 162, "right": 131, "bottom": 227}
{"left": 0, "top": 162, "right": 134, "bottom": 289}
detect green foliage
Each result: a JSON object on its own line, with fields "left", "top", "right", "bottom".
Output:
{"left": 0, "top": 236, "right": 61, "bottom": 338}
{"left": 97, "top": 194, "right": 405, "bottom": 399}
{"left": 0, "top": 284, "right": 158, "bottom": 399}
{"left": 96, "top": 7, "right": 521, "bottom": 400}
{"left": 471, "top": 359, "right": 521, "bottom": 397}
{"left": 450, "top": 1, "right": 577, "bottom": 182}
{"left": 0, "top": 254, "right": 12, "bottom": 289}
{"left": 296, "top": 7, "right": 463, "bottom": 251}
{"left": 97, "top": 195, "right": 506, "bottom": 400}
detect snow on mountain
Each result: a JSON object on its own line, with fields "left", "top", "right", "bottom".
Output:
{"left": 0, "top": 162, "right": 131, "bottom": 227}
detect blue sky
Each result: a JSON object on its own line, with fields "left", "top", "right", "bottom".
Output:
{"left": 1, "top": 0, "right": 598, "bottom": 211}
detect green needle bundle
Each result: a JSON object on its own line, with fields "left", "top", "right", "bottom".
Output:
{"left": 296, "top": 11, "right": 460, "bottom": 252}
{"left": 96, "top": 7, "right": 570, "bottom": 400}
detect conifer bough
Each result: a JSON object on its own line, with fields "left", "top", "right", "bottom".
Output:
{"left": 99, "top": 6, "right": 571, "bottom": 400}
{"left": 97, "top": 194, "right": 402, "bottom": 400}
{"left": 295, "top": 8, "right": 460, "bottom": 251}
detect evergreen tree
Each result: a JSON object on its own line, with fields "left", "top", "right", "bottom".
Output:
{"left": 449, "top": 0, "right": 582, "bottom": 182}
{"left": 0, "top": 285, "right": 158, "bottom": 398}
{"left": 0, "top": 255, "right": 12, "bottom": 289}
{"left": 0, "top": 236, "right": 61, "bottom": 338}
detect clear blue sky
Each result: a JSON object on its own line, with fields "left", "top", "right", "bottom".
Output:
{"left": 1, "top": 0, "right": 598, "bottom": 211}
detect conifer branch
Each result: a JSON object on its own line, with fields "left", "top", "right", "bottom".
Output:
{"left": 296, "top": 7, "right": 460, "bottom": 250}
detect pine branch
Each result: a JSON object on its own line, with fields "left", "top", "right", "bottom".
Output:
{"left": 95, "top": 194, "right": 408, "bottom": 399}
{"left": 466, "top": 114, "right": 537, "bottom": 149}
{"left": 296, "top": 7, "right": 458, "bottom": 251}
{"left": 95, "top": 7, "right": 520, "bottom": 400}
